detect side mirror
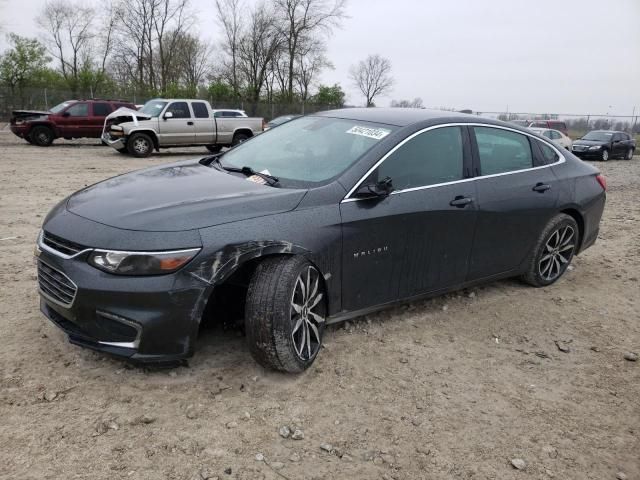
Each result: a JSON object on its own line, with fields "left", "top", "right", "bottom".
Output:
{"left": 354, "top": 176, "right": 394, "bottom": 198}
{"left": 163, "top": 111, "right": 173, "bottom": 119}
{"left": 62, "top": 111, "right": 70, "bottom": 117}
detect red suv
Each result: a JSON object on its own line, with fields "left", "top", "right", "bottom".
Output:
{"left": 10, "top": 99, "right": 136, "bottom": 146}
{"left": 528, "top": 120, "right": 569, "bottom": 136}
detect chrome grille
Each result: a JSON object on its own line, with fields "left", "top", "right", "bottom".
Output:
{"left": 37, "top": 261, "right": 77, "bottom": 307}
{"left": 42, "top": 231, "right": 86, "bottom": 257}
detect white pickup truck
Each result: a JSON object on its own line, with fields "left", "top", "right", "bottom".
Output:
{"left": 102, "top": 99, "right": 265, "bottom": 157}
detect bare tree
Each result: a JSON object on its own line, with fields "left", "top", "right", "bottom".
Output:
{"left": 176, "top": 32, "right": 212, "bottom": 93}
{"left": 215, "top": 0, "right": 243, "bottom": 99}
{"left": 238, "top": 3, "right": 283, "bottom": 109}
{"left": 349, "top": 54, "right": 394, "bottom": 107}
{"left": 37, "top": 0, "right": 96, "bottom": 96}
{"left": 296, "top": 39, "right": 331, "bottom": 102}
{"left": 273, "top": 0, "right": 346, "bottom": 101}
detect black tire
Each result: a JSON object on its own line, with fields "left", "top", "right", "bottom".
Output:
{"left": 116, "top": 147, "right": 128, "bottom": 154}
{"left": 127, "top": 132, "right": 153, "bottom": 157}
{"left": 231, "top": 132, "right": 250, "bottom": 146}
{"left": 24, "top": 135, "right": 34, "bottom": 145}
{"left": 521, "top": 213, "right": 579, "bottom": 287}
{"left": 206, "top": 145, "right": 222, "bottom": 154}
{"left": 30, "top": 126, "right": 54, "bottom": 147}
{"left": 625, "top": 148, "right": 634, "bottom": 160}
{"left": 245, "top": 256, "right": 326, "bottom": 373}
{"left": 601, "top": 148, "right": 609, "bottom": 161}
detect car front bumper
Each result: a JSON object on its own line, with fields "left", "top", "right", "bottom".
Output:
{"left": 101, "top": 132, "right": 126, "bottom": 151}
{"left": 35, "top": 237, "right": 209, "bottom": 364}
{"left": 571, "top": 147, "right": 603, "bottom": 159}
{"left": 10, "top": 124, "right": 30, "bottom": 138}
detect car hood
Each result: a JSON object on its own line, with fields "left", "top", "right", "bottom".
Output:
{"left": 573, "top": 139, "right": 606, "bottom": 146}
{"left": 66, "top": 160, "right": 307, "bottom": 232}
{"left": 11, "top": 109, "right": 49, "bottom": 120}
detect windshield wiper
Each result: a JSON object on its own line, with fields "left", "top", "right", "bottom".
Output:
{"left": 209, "top": 156, "right": 279, "bottom": 186}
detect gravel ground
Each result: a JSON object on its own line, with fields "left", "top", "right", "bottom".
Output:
{"left": 0, "top": 132, "right": 639, "bottom": 480}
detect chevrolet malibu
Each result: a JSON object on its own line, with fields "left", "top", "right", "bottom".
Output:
{"left": 36, "top": 109, "right": 606, "bottom": 372}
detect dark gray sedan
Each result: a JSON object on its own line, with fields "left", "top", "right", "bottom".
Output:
{"left": 36, "top": 108, "right": 606, "bottom": 372}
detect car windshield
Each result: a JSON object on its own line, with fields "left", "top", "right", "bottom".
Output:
{"left": 50, "top": 101, "right": 74, "bottom": 113}
{"left": 581, "top": 131, "right": 613, "bottom": 142}
{"left": 140, "top": 100, "right": 168, "bottom": 117}
{"left": 219, "top": 116, "right": 397, "bottom": 187}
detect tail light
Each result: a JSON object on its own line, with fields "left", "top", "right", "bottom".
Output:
{"left": 596, "top": 174, "right": 607, "bottom": 191}
{"left": 262, "top": 119, "right": 267, "bottom": 131}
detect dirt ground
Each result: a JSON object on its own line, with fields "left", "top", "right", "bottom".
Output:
{"left": 0, "top": 131, "right": 638, "bottom": 480}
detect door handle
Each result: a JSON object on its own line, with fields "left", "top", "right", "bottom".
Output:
{"left": 187, "top": 121, "right": 194, "bottom": 125}
{"left": 450, "top": 196, "right": 473, "bottom": 208}
{"left": 532, "top": 182, "right": 551, "bottom": 193}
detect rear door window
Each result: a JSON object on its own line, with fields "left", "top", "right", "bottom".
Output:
{"left": 473, "top": 127, "right": 533, "bottom": 175}
{"left": 192, "top": 102, "right": 209, "bottom": 118}
{"left": 93, "top": 102, "right": 112, "bottom": 116}
{"left": 375, "top": 126, "right": 464, "bottom": 190}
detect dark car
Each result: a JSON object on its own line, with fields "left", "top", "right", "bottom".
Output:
{"left": 10, "top": 99, "right": 136, "bottom": 146}
{"left": 35, "top": 109, "right": 606, "bottom": 372}
{"left": 571, "top": 130, "right": 636, "bottom": 161}
{"left": 266, "top": 114, "right": 301, "bottom": 130}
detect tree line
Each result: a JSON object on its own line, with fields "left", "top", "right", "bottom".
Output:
{"left": 0, "top": 0, "right": 397, "bottom": 112}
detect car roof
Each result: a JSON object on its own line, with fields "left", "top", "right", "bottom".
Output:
{"left": 313, "top": 107, "right": 490, "bottom": 127}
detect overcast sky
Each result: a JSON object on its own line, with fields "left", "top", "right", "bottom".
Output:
{"left": 1, "top": 0, "right": 639, "bottom": 115}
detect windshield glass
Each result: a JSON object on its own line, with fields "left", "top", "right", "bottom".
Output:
{"left": 581, "top": 131, "right": 613, "bottom": 142}
{"left": 220, "top": 116, "right": 397, "bottom": 187}
{"left": 140, "top": 100, "right": 168, "bottom": 117}
{"left": 50, "top": 101, "right": 74, "bottom": 113}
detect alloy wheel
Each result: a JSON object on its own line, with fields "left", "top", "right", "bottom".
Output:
{"left": 133, "top": 138, "right": 150, "bottom": 154}
{"left": 626, "top": 149, "right": 634, "bottom": 160}
{"left": 602, "top": 149, "right": 609, "bottom": 161}
{"left": 538, "top": 225, "right": 575, "bottom": 281}
{"left": 290, "top": 266, "right": 324, "bottom": 361}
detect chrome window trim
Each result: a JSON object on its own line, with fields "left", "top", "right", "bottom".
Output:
{"left": 37, "top": 258, "right": 78, "bottom": 309}
{"left": 91, "top": 247, "right": 202, "bottom": 256}
{"left": 342, "top": 122, "right": 565, "bottom": 203}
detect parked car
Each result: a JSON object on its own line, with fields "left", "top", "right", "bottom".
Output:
{"left": 211, "top": 109, "right": 247, "bottom": 118}
{"left": 265, "top": 114, "right": 301, "bottom": 130}
{"left": 571, "top": 130, "right": 636, "bottom": 161}
{"left": 529, "top": 127, "right": 572, "bottom": 150}
{"left": 528, "top": 120, "right": 569, "bottom": 136}
{"left": 36, "top": 109, "right": 606, "bottom": 372}
{"left": 9, "top": 99, "right": 136, "bottom": 146}
{"left": 508, "top": 119, "right": 530, "bottom": 128}
{"left": 102, "top": 99, "right": 264, "bottom": 157}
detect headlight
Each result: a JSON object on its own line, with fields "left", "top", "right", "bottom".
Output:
{"left": 88, "top": 248, "right": 201, "bottom": 275}
{"left": 588, "top": 145, "right": 601, "bottom": 150}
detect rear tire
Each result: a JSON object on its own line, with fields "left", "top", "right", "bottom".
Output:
{"left": 231, "top": 132, "right": 250, "bottom": 146}
{"left": 601, "top": 148, "right": 609, "bottom": 161}
{"left": 625, "top": 148, "right": 634, "bottom": 160}
{"left": 521, "top": 213, "right": 579, "bottom": 287}
{"left": 127, "top": 133, "right": 153, "bottom": 157}
{"left": 245, "top": 256, "right": 326, "bottom": 373}
{"left": 30, "top": 126, "right": 54, "bottom": 147}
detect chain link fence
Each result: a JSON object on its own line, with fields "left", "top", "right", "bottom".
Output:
{"left": 0, "top": 86, "right": 340, "bottom": 122}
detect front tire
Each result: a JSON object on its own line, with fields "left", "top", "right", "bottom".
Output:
{"left": 601, "top": 148, "right": 609, "bottom": 161}
{"left": 127, "top": 133, "right": 153, "bottom": 157}
{"left": 30, "top": 126, "right": 54, "bottom": 147}
{"left": 245, "top": 256, "right": 326, "bottom": 373}
{"left": 625, "top": 148, "right": 634, "bottom": 160}
{"left": 521, "top": 214, "right": 579, "bottom": 287}
{"left": 206, "top": 145, "right": 222, "bottom": 154}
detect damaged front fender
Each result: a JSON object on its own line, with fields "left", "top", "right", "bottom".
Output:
{"left": 188, "top": 240, "right": 309, "bottom": 286}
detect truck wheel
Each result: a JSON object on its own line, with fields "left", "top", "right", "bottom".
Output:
{"left": 601, "top": 148, "right": 609, "bottom": 161}
{"left": 625, "top": 148, "right": 634, "bottom": 160}
{"left": 206, "top": 145, "right": 222, "bottom": 153}
{"left": 245, "top": 256, "right": 326, "bottom": 373}
{"left": 127, "top": 133, "right": 153, "bottom": 157}
{"left": 30, "top": 126, "right": 54, "bottom": 147}
{"left": 232, "top": 132, "right": 250, "bottom": 146}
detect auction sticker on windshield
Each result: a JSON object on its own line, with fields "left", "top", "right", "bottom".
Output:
{"left": 346, "top": 125, "right": 391, "bottom": 140}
